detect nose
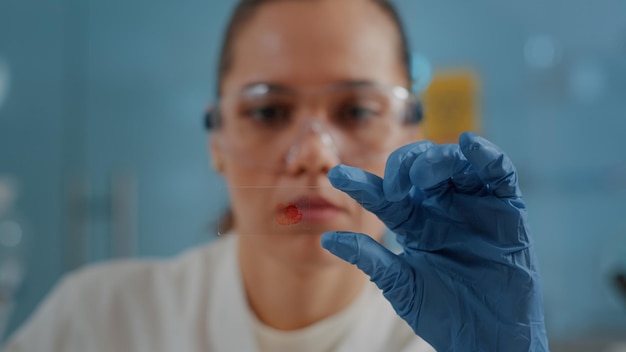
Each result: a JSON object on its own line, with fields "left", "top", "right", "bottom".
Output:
{"left": 284, "top": 120, "right": 341, "bottom": 176}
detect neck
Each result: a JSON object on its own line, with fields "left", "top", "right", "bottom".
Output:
{"left": 237, "top": 236, "right": 368, "bottom": 331}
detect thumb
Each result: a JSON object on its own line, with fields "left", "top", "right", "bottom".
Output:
{"left": 321, "top": 232, "right": 417, "bottom": 306}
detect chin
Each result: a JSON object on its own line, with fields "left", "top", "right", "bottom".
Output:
{"left": 267, "top": 230, "right": 350, "bottom": 269}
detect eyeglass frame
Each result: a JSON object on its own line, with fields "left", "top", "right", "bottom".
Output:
{"left": 203, "top": 81, "right": 424, "bottom": 131}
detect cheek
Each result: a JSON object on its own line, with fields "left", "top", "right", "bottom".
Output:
{"left": 229, "top": 186, "right": 278, "bottom": 235}
{"left": 359, "top": 157, "right": 387, "bottom": 179}
{"left": 359, "top": 207, "right": 386, "bottom": 242}
{"left": 344, "top": 189, "right": 386, "bottom": 240}
{"left": 223, "top": 160, "right": 282, "bottom": 186}
{"left": 222, "top": 164, "right": 283, "bottom": 232}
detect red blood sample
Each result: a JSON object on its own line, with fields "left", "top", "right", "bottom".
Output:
{"left": 276, "top": 203, "right": 303, "bottom": 225}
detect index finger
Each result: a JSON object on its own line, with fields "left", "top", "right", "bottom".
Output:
{"left": 459, "top": 132, "right": 521, "bottom": 198}
{"left": 327, "top": 164, "right": 416, "bottom": 231}
{"left": 382, "top": 141, "right": 434, "bottom": 202}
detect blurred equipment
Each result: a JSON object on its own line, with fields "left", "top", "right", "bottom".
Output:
{"left": 0, "top": 176, "right": 26, "bottom": 339}
{"left": 524, "top": 35, "right": 561, "bottom": 70}
{"left": 65, "top": 171, "right": 138, "bottom": 269}
{"left": 568, "top": 59, "right": 608, "bottom": 105}
{"left": 0, "top": 56, "right": 9, "bottom": 110}
{"left": 614, "top": 272, "right": 626, "bottom": 308}
{"left": 421, "top": 70, "right": 480, "bottom": 144}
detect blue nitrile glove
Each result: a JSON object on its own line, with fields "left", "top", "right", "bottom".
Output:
{"left": 321, "top": 132, "right": 548, "bottom": 352}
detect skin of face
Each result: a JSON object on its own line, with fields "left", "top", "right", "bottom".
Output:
{"left": 211, "top": 0, "right": 420, "bottom": 271}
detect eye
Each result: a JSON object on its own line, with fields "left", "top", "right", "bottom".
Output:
{"left": 335, "top": 103, "right": 381, "bottom": 128}
{"left": 243, "top": 104, "right": 292, "bottom": 128}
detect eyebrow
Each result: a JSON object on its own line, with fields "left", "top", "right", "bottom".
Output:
{"left": 240, "top": 80, "right": 381, "bottom": 94}
{"left": 241, "top": 82, "right": 292, "bottom": 94}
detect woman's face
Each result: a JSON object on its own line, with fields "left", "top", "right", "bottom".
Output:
{"left": 211, "top": 0, "right": 418, "bottom": 267}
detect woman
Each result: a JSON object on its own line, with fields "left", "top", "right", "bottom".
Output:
{"left": 4, "top": 0, "right": 548, "bottom": 351}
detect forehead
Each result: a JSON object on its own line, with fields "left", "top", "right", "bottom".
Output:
{"left": 222, "top": 0, "right": 405, "bottom": 93}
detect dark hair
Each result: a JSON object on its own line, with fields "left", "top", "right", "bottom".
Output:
{"left": 213, "top": 0, "right": 413, "bottom": 234}
{"left": 217, "top": 0, "right": 412, "bottom": 97}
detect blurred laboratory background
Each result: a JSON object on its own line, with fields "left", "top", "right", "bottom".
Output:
{"left": 0, "top": 0, "right": 625, "bottom": 350}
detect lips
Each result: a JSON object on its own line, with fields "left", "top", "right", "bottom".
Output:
{"left": 276, "top": 203, "right": 304, "bottom": 225}
{"left": 292, "top": 196, "right": 340, "bottom": 210}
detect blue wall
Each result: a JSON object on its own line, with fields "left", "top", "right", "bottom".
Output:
{"left": 1, "top": 0, "right": 625, "bottom": 344}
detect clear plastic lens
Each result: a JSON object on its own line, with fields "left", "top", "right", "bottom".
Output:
{"left": 213, "top": 83, "right": 414, "bottom": 171}
{"left": 217, "top": 186, "right": 363, "bottom": 236}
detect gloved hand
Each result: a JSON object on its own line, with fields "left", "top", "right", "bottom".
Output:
{"left": 321, "top": 132, "right": 549, "bottom": 352}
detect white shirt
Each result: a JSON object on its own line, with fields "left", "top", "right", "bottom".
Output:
{"left": 3, "top": 235, "right": 434, "bottom": 352}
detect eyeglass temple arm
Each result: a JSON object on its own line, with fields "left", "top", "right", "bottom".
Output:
{"left": 406, "top": 100, "right": 423, "bottom": 125}
{"left": 204, "top": 107, "right": 220, "bottom": 130}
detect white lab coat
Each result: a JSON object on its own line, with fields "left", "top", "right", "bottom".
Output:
{"left": 3, "top": 235, "right": 434, "bottom": 352}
